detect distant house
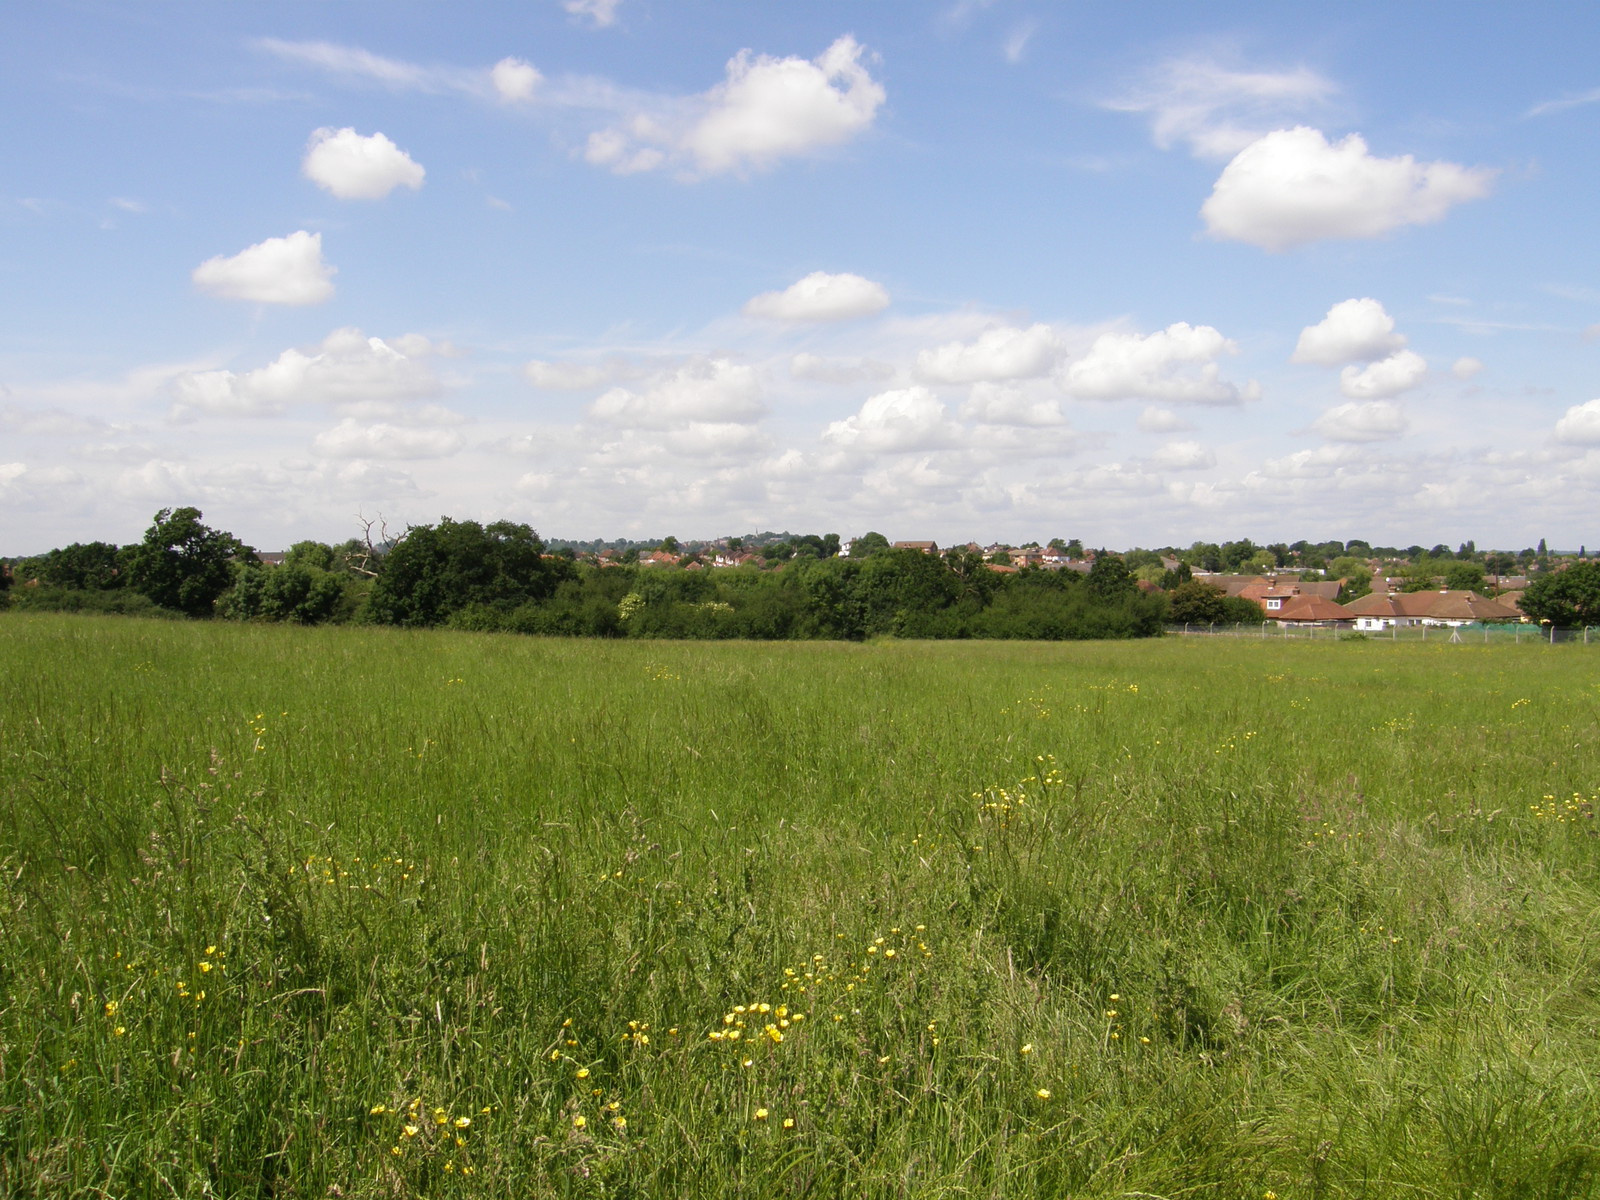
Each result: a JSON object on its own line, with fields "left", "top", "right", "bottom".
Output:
{"left": 1255, "top": 587, "right": 1299, "bottom": 614}
{"left": 1345, "top": 590, "right": 1521, "bottom": 630}
{"left": 1273, "top": 595, "right": 1354, "bottom": 625}
{"left": 1210, "top": 574, "right": 1343, "bottom": 604}
{"left": 892, "top": 541, "right": 939, "bottom": 555}
{"left": 639, "top": 550, "right": 681, "bottom": 568}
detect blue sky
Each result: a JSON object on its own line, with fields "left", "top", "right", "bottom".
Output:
{"left": 3, "top": 1, "right": 1599, "bottom": 553}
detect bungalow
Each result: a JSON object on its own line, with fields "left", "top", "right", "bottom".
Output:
{"left": 1344, "top": 589, "right": 1521, "bottom": 630}
{"left": 1238, "top": 578, "right": 1345, "bottom": 614}
{"left": 1273, "top": 595, "right": 1355, "bottom": 625}
{"left": 893, "top": 540, "right": 939, "bottom": 555}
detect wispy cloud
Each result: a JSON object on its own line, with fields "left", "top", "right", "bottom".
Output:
{"left": 939, "top": 0, "right": 1001, "bottom": 34}
{"left": 1003, "top": 20, "right": 1037, "bottom": 64}
{"left": 255, "top": 39, "right": 493, "bottom": 98}
{"left": 1527, "top": 86, "right": 1600, "bottom": 117}
{"left": 1105, "top": 53, "right": 1336, "bottom": 159}
{"left": 563, "top": 0, "right": 622, "bottom": 29}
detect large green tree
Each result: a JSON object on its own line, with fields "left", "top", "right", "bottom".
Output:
{"left": 220, "top": 562, "right": 348, "bottom": 624}
{"left": 1165, "top": 580, "right": 1264, "bottom": 625}
{"left": 123, "top": 508, "right": 251, "bottom": 616}
{"left": 1165, "top": 580, "right": 1232, "bottom": 624}
{"left": 1519, "top": 562, "right": 1600, "bottom": 627}
{"left": 1086, "top": 552, "right": 1137, "bottom": 601}
{"left": 365, "top": 518, "right": 573, "bottom": 627}
{"left": 34, "top": 541, "right": 126, "bottom": 590}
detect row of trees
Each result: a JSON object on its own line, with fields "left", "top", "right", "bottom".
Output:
{"left": 360, "top": 520, "right": 1165, "bottom": 640}
{"left": 7, "top": 509, "right": 1600, "bottom": 633}
{"left": 2, "top": 511, "right": 1165, "bottom": 640}
{"left": 1143, "top": 537, "right": 1566, "bottom": 577}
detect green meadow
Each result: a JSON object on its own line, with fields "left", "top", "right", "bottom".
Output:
{"left": 2, "top": 614, "right": 1598, "bottom": 1199}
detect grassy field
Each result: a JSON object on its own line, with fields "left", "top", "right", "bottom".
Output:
{"left": 2, "top": 614, "right": 1598, "bottom": 1198}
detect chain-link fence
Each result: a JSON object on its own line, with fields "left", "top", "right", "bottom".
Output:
{"left": 1165, "top": 621, "right": 1599, "bottom": 644}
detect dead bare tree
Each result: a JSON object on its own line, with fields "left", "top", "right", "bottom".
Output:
{"left": 347, "top": 513, "right": 403, "bottom": 578}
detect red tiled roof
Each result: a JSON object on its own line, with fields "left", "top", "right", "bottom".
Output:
{"left": 1275, "top": 595, "right": 1353, "bottom": 622}
{"left": 1346, "top": 589, "right": 1519, "bottom": 621}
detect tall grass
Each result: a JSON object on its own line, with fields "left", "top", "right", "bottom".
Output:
{"left": 2, "top": 614, "right": 1597, "bottom": 1197}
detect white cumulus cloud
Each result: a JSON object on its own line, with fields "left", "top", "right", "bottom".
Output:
{"left": 1313, "top": 399, "right": 1408, "bottom": 442}
{"left": 1555, "top": 398, "right": 1600, "bottom": 445}
{"left": 1451, "top": 356, "right": 1484, "bottom": 380}
{"left": 492, "top": 57, "right": 541, "bottom": 102}
{"left": 1063, "top": 323, "right": 1257, "bottom": 405}
{"left": 312, "top": 419, "right": 463, "bottom": 460}
{"left": 823, "top": 386, "right": 959, "bottom": 452}
{"left": 302, "top": 128, "right": 425, "bottom": 199}
{"left": 915, "top": 324, "right": 1064, "bottom": 384}
{"left": 585, "top": 35, "right": 885, "bottom": 176}
{"left": 959, "top": 382, "right": 1066, "bottom": 427}
{"left": 170, "top": 328, "right": 441, "bottom": 417}
{"left": 744, "top": 271, "right": 889, "bottom": 322}
{"left": 1137, "top": 405, "right": 1194, "bottom": 433}
{"left": 1151, "top": 440, "right": 1217, "bottom": 469}
{"left": 1292, "top": 298, "right": 1407, "bottom": 365}
{"left": 191, "top": 231, "right": 335, "bottom": 305}
{"left": 1201, "top": 126, "right": 1495, "bottom": 251}
{"left": 588, "top": 357, "right": 763, "bottom": 428}
{"left": 662, "top": 421, "right": 770, "bottom": 458}
{"left": 1339, "top": 349, "right": 1427, "bottom": 399}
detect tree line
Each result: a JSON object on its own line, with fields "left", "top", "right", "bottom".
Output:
{"left": 6, "top": 508, "right": 1598, "bottom": 634}
{"left": 0, "top": 509, "right": 1164, "bottom": 640}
